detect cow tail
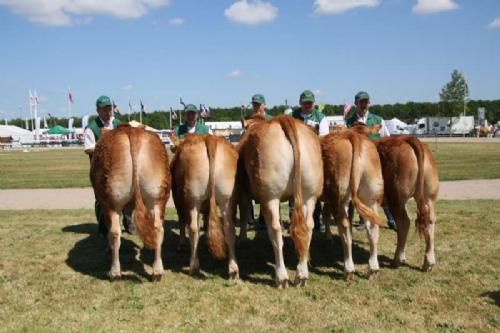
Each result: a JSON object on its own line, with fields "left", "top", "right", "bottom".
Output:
{"left": 405, "top": 136, "right": 428, "bottom": 235}
{"left": 205, "top": 135, "right": 227, "bottom": 259}
{"left": 349, "top": 133, "right": 383, "bottom": 225}
{"left": 129, "top": 130, "right": 157, "bottom": 249}
{"left": 279, "top": 116, "right": 308, "bottom": 259}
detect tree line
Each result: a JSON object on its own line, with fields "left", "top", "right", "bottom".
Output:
{"left": 6, "top": 99, "right": 500, "bottom": 130}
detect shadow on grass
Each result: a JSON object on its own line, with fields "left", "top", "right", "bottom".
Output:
{"left": 63, "top": 220, "right": 394, "bottom": 285}
{"left": 63, "top": 223, "right": 150, "bottom": 282}
{"left": 481, "top": 290, "right": 500, "bottom": 307}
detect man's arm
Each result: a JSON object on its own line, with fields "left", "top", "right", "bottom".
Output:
{"left": 318, "top": 117, "right": 330, "bottom": 136}
{"left": 83, "top": 127, "right": 96, "bottom": 155}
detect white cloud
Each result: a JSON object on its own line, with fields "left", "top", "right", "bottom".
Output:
{"left": 224, "top": 0, "right": 278, "bottom": 25}
{"left": 314, "top": 0, "right": 379, "bottom": 15}
{"left": 489, "top": 17, "right": 500, "bottom": 29}
{"left": 122, "top": 84, "right": 134, "bottom": 91}
{"left": 169, "top": 17, "right": 184, "bottom": 25}
{"left": 0, "top": 0, "right": 171, "bottom": 26}
{"left": 226, "top": 70, "right": 242, "bottom": 78}
{"left": 412, "top": 0, "right": 458, "bottom": 15}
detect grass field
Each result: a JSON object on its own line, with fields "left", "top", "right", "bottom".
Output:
{"left": 0, "top": 200, "right": 498, "bottom": 332}
{"left": 0, "top": 142, "right": 499, "bottom": 189}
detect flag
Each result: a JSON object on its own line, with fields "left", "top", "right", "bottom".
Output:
{"left": 172, "top": 110, "right": 178, "bottom": 120}
{"left": 68, "top": 90, "right": 74, "bottom": 104}
{"left": 201, "top": 104, "right": 210, "bottom": 118}
{"left": 29, "top": 90, "right": 35, "bottom": 106}
{"left": 113, "top": 101, "right": 121, "bottom": 116}
{"left": 140, "top": 100, "right": 146, "bottom": 115}
{"left": 180, "top": 97, "right": 185, "bottom": 108}
{"left": 343, "top": 103, "right": 353, "bottom": 118}
{"left": 34, "top": 90, "right": 40, "bottom": 105}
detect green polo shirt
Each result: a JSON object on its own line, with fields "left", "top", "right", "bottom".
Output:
{"left": 174, "top": 122, "right": 210, "bottom": 138}
{"left": 86, "top": 117, "right": 121, "bottom": 141}
{"left": 345, "top": 111, "right": 383, "bottom": 139}
{"left": 292, "top": 108, "right": 324, "bottom": 129}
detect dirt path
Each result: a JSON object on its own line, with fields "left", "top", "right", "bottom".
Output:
{"left": 1, "top": 179, "right": 500, "bottom": 210}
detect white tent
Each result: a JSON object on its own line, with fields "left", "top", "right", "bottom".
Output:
{"left": 385, "top": 118, "right": 409, "bottom": 135}
{"left": 0, "top": 125, "right": 33, "bottom": 143}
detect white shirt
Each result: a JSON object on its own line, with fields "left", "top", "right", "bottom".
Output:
{"left": 356, "top": 112, "right": 391, "bottom": 137}
{"left": 300, "top": 112, "right": 330, "bottom": 136}
{"left": 84, "top": 116, "right": 115, "bottom": 151}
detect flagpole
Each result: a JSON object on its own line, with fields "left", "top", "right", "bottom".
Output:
{"left": 169, "top": 107, "right": 173, "bottom": 129}
{"left": 140, "top": 100, "right": 143, "bottom": 124}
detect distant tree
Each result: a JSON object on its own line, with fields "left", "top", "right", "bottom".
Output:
{"left": 439, "top": 69, "right": 469, "bottom": 116}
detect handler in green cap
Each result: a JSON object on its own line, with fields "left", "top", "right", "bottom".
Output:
{"left": 290, "top": 90, "right": 328, "bottom": 231}
{"left": 292, "top": 90, "right": 329, "bottom": 136}
{"left": 345, "top": 91, "right": 390, "bottom": 139}
{"left": 84, "top": 95, "right": 134, "bottom": 237}
{"left": 173, "top": 104, "right": 211, "bottom": 138}
{"left": 345, "top": 91, "right": 396, "bottom": 230}
{"left": 250, "top": 94, "right": 272, "bottom": 120}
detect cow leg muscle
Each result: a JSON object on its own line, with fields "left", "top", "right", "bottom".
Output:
{"left": 422, "top": 199, "right": 436, "bottom": 272}
{"left": 336, "top": 202, "right": 355, "bottom": 280}
{"left": 391, "top": 202, "right": 410, "bottom": 267}
{"left": 108, "top": 210, "right": 122, "bottom": 280}
{"left": 295, "top": 198, "right": 315, "bottom": 286}
{"left": 187, "top": 207, "right": 200, "bottom": 275}
{"left": 263, "top": 199, "right": 289, "bottom": 288}
{"left": 151, "top": 203, "right": 165, "bottom": 281}
{"left": 222, "top": 200, "right": 239, "bottom": 279}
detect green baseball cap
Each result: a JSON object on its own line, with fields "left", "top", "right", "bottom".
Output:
{"left": 251, "top": 94, "right": 266, "bottom": 104}
{"left": 96, "top": 95, "right": 112, "bottom": 108}
{"left": 355, "top": 91, "right": 370, "bottom": 101}
{"left": 185, "top": 104, "right": 198, "bottom": 112}
{"left": 300, "top": 90, "right": 315, "bottom": 103}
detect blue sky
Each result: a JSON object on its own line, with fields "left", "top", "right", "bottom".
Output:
{"left": 0, "top": 0, "right": 499, "bottom": 119}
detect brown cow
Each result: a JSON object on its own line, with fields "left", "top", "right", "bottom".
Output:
{"left": 90, "top": 126, "right": 171, "bottom": 281}
{"left": 236, "top": 115, "right": 323, "bottom": 287}
{"left": 320, "top": 130, "right": 384, "bottom": 280}
{"left": 171, "top": 135, "right": 239, "bottom": 278}
{"left": 376, "top": 135, "right": 439, "bottom": 271}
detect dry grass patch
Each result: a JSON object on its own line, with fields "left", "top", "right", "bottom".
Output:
{"left": 0, "top": 200, "right": 499, "bottom": 332}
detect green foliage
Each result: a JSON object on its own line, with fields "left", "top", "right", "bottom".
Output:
{"left": 440, "top": 69, "right": 469, "bottom": 116}
{"left": 7, "top": 99, "right": 500, "bottom": 130}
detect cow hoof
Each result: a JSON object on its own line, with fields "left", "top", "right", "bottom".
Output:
{"left": 344, "top": 271, "right": 354, "bottom": 282}
{"left": 294, "top": 277, "right": 308, "bottom": 287}
{"left": 229, "top": 271, "right": 239, "bottom": 280}
{"left": 368, "top": 270, "right": 379, "bottom": 280}
{"left": 108, "top": 272, "right": 121, "bottom": 281}
{"left": 189, "top": 267, "right": 201, "bottom": 277}
{"left": 151, "top": 274, "right": 162, "bottom": 282}
{"left": 276, "top": 279, "right": 289, "bottom": 289}
{"left": 422, "top": 262, "right": 434, "bottom": 272}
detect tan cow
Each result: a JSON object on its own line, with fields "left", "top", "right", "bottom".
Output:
{"left": 320, "top": 130, "right": 384, "bottom": 280}
{"left": 376, "top": 135, "right": 439, "bottom": 271}
{"left": 236, "top": 115, "right": 323, "bottom": 287}
{"left": 171, "top": 134, "right": 239, "bottom": 279}
{"left": 90, "top": 126, "right": 171, "bottom": 281}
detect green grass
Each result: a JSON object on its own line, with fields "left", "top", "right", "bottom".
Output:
{"left": 429, "top": 143, "right": 500, "bottom": 181}
{"left": 0, "top": 201, "right": 498, "bottom": 332}
{"left": 0, "top": 143, "right": 499, "bottom": 189}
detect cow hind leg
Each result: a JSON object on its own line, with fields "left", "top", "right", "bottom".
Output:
{"left": 187, "top": 207, "right": 201, "bottom": 276}
{"left": 151, "top": 203, "right": 165, "bottom": 281}
{"left": 322, "top": 202, "right": 334, "bottom": 240}
{"left": 422, "top": 199, "right": 436, "bottom": 272}
{"left": 263, "top": 199, "right": 289, "bottom": 288}
{"left": 364, "top": 203, "right": 380, "bottom": 278}
{"left": 336, "top": 202, "right": 355, "bottom": 281}
{"left": 222, "top": 200, "right": 239, "bottom": 279}
{"left": 295, "top": 198, "right": 315, "bottom": 287}
{"left": 108, "top": 210, "right": 122, "bottom": 280}
{"left": 391, "top": 202, "right": 410, "bottom": 268}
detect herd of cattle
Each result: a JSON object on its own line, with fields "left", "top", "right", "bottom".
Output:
{"left": 90, "top": 115, "right": 439, "bottom": 287}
